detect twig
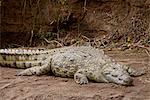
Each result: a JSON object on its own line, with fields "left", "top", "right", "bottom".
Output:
{"left": 83, "top": 0, "right": 87, "bottom": 13}
{"left": 36, "top": 0, "right": 41, "bottom": 13}
{"left": 22, "top": 0, "right": 26, "bottom": 16}
{"left": 9, "top": 44, "right": 22, "bottom": 48}
{"left": 29, "top": 30, "right": 34, "bottom": 46}
{"left": 64, "top": 33, "right": 70, "bottom": 41}
{"left": 44, "top": 38, "right": 63, "bottom": 47}
{"left": 72, "top": 41, "right": 81, "bottom": 46}
{"left": 81, "top": 35, "right": 90, "bottom": 42}
{"left": 131, "top": 44, "right": 150, "bottom": 51}
{"left": 131, "top": 43, "right": 150, "bottom": 56}
{"left": 50, "top": 20, "right": 54, "bottom": 25}
{"left": 0, "top": 1, "right": 1, "bottom": 6}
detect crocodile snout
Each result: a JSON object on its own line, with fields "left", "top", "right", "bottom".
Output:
{"left": 123, "top": 77, "right": 133, "bottom": 86}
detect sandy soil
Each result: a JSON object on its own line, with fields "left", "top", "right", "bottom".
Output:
{"left": 0, "top": 50, "right": 150, "bottom": 100}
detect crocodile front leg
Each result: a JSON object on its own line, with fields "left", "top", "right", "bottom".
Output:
{"left": 74, "top": 70, "right": 89, "bottom": 85}
{"left": 74, "top": 67, "right": 108, "bottom": 85}
{"left": 17, "top": 58, "right": 52, "bottom": 76}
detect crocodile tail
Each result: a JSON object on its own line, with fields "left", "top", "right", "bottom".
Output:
{"left": 0, "top": 49, "right": 49, "bottom": 68}
{"left": 0, "top": 60, "right": 44, "bottom": 68}
{"left": 0, "top": 48, "right": 49, "bottom": 61}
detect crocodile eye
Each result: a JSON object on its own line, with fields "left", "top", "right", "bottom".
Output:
{"left": 83, "top": 55, "right": 87, "bottom": 58}
{"left": 118, "top": 78, "right": 122, "bottom": 81}
{"left": 113, "top": 67, "right": 116, "bottom": 70}
{"left": 69, "top": 59, "right": 74, "bottom": 62}
{"left": 103, "top": 71, "right": 110, "bottom": 75}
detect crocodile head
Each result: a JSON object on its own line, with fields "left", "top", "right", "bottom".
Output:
{"left": 102, "top": 63, "right": 133, "bottom": 85}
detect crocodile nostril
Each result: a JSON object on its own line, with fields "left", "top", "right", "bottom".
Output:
{"left": 70, "top": 59, "right": 74, "bottom": 62}
{"left": 112, "top": 74, "right": 118, "bottom": 77}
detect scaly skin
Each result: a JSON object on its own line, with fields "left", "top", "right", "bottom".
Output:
{"left": 0, "top": 46, "right": 145, "bottom": 85}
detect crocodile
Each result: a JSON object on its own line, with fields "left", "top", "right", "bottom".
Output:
{"left": 0, "top": 46, "right": 145, "bottom": 85}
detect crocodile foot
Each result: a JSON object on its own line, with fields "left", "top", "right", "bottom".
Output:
{"left": 74, "top": 73, "right": 88, "bottom": 85}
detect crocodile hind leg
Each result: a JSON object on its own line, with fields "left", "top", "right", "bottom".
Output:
{"left": 17, "top": 58, "right": 52, "bottom": 76}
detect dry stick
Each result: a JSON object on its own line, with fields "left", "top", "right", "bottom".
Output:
{"left": 29, "top": 30, "right": 34, "bottom": 46}
{"left": 0, "top": 1, "right": 1, "bottom": 7}
{"left": 94, "top": 39, "right": 99, "bottom": 47}
{"left": 22, "top": 0, "right": 26, "bottom": 16}
{"left": 80, "top": 35, "right": 92, "bottom": 46}
{"left": 36, "top": 0, "right": 41, "bottom": 14}
{"left": 10, "top": 44, "right": 22, "bottom": 47}
{"left": 131, "top": 44, "right": 150, "bottom": 56}
{"left": 29, "top": 0, "right": 36, "bottom": 46}
{"left": 21, "top": 0, "right": 26, "bottom": 26}
{"left": 61, "top": 33, "right": 70, "bottom": 45}
{"left": 44, "top": 38, "right": 63, "bottom": 47}
{"left": 81, "top": 35, "right": 90, "bottom": 42}
{"left": 131, "top": 43, "right": 150, "bottom": 51}
{"left": 83, "top": 0, "right": 87, "bottom": 12}
{"left": 72, "top": 41, "right": 81, "bottom": 46}
{"left": 21, "top": 0, "right": 27, "bottom": 37}
{"left": 64, "top": 33, "right": 70, "bottom": 41}
{"left": 50, "top": 20, "right": 54, "bottom": 25}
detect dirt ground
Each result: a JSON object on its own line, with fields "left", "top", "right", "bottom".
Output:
{"left": 0, "top": 50, "right": 150, "bottom": 100}
{"left": 1, "top": 0, "right": 150, "bottom": 99}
